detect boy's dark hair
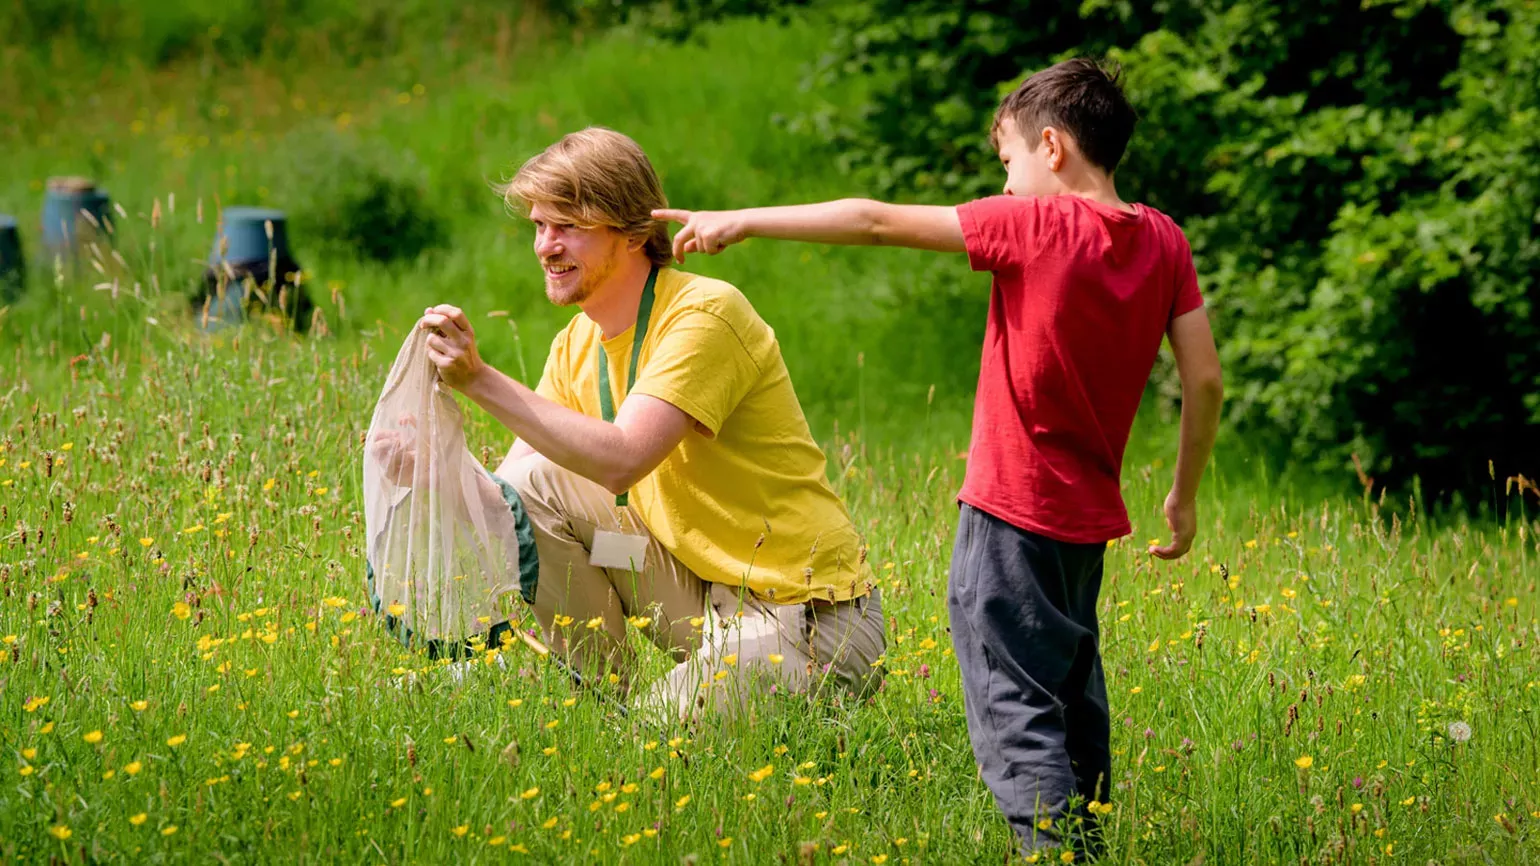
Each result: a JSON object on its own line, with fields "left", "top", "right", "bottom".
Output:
{"left": 991, "top": 57, "right": 1138, "bottom": 174}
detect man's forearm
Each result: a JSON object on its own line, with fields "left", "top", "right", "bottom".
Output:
{"left": 1170, "top": 379, "right": 1223, "bottom": 503}
{"left": 461, "top": 365, "right": 634, "bottom": 493}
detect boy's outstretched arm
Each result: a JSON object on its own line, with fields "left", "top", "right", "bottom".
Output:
{"left": 652, "top": 200, "right": 965, "bottom": 262}
{"left": 1151, "top": 306, "right": 1224, "bottom": 560}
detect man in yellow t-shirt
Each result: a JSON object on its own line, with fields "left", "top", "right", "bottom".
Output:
{"left": 417, "top": 127, "right": 884, "bottom": 720}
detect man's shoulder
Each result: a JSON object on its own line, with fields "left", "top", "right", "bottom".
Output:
{"left": 659, "top": 268, "right": 764, "bottom": 329}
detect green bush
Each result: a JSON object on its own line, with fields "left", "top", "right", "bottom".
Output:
{"left": 279, "top": 131, "right": 447, "bottom": 264}
{"left": 603, "top": 0, "right": 1540, "bottom": 502}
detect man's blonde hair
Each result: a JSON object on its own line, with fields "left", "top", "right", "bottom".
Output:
{"left": 499, "top": 127, "right": 673, "bottom": 268}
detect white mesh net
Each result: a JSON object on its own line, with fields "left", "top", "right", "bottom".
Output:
{"left": 362, "top": 327, "right": 536, "bottom": 650}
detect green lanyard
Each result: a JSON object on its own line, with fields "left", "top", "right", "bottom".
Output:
{"left": 596, "top": 265, "right": 659, "bottom": 507}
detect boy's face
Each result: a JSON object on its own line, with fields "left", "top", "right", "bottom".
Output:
{"left": 995, "top": 116, "right": 1060, "bottom": 198}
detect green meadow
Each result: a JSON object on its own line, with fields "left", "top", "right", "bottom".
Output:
{"left": 1, "top": 8, "right": 1537, "bottom": 864}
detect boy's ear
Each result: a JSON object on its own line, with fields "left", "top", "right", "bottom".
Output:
{"left": 1041, "top": 126, "right": 1066, "bottom": 172}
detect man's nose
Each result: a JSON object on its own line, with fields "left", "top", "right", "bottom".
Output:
{"left": 534, "top": 228, "right": 561, "bottom": 258}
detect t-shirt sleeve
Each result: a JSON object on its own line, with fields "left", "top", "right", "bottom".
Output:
{"left": 957, "top": 195, "right": 1044, "bottom": 273}
{"left": 534, "top": 330, "right": 576, "bottom": 410}
{"left": 1170, "top": 233, "right": 1204, "bottom": 321}
{"left": 629, "top": 309, "right": 761, "bottom": 436}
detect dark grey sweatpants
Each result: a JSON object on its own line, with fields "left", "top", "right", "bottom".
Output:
{"left": 948, "top": 503, "right": 1111, "bottom": 853}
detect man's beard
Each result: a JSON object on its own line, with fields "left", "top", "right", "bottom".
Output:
{"left": 543, "top": 255, "right": 613, "bottom": 307}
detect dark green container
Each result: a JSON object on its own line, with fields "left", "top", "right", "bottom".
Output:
{"left": 41, "top": 177, "right": 111, "bottom": 253}
{"left": 0, "top": 215, "right": 23, "bottom": 302}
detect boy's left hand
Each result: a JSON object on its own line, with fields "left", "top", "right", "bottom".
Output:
{"left": 418, "top": 305, "right": 485, "bottom": 391}
{"left": 1149, "top": 491, "right": 1196, "bottom": 560}
{"left": 653, "top": 209, "right": 746, "bottom": 262}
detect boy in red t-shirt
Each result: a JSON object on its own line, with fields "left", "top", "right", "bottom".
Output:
{"left": 655, "top": 58, "right": 1223, "bottom": 854}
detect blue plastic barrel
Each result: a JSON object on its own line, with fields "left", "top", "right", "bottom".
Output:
{"left": 41, "top": 177, "right": 111, "bottom": 252}
{"left": 0, "top": 214, "right": 23, "bottom": 301}
{"left": 199, "top": 206, "right": 309, "bottom": 332}
{"left": 208, "top": 206, "right": 291, "bottom": 266}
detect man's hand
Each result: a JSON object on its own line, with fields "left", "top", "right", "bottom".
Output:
{"left": 1149, "top": 491, "right": 1196, "bottom": 560}
{"left": 652, "top": 209, "right": 747, "bottom": 263}
{"left": 419, "top": 305, "right": 485, "bottom": 391}
{"left": 368, "top": 414, "right": 419, "bottom": 487}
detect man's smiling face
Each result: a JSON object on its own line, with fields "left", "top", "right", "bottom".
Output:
{"left": 529, "top": 202, "right": 631, "bottom": 307}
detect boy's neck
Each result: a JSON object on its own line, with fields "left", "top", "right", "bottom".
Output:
{"left": 1053, "top": 166, "right": 1134, "bottom": 213}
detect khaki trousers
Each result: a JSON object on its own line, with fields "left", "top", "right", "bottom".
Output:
{"left": 501, "top": 453, "right": 886, "bottom": 723}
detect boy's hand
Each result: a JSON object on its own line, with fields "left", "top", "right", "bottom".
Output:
{"left": 652, "top": 209, "right": 746, "bottom": 262}
{"left": 1149, "top": 491, "right": 1196, "bottom": 560}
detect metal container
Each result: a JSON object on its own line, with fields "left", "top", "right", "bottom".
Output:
{"left": 0, "top": 215, "right": 22, "bottom": 302}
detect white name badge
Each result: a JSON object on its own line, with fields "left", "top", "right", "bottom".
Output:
{"left": 590, "top": 530, "right": 649, "bottom": 572}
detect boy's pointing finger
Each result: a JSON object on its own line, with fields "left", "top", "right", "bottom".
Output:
{"left": 652, "top": 208, "right": 692, "bottom": 224}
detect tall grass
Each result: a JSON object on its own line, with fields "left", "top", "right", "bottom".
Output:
{"left": 1, "top": 10, "right": 1537, "bottom": 864}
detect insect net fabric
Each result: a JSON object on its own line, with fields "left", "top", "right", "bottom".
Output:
{"left": 362, "top": 327, "right": 537, "bottom": 654}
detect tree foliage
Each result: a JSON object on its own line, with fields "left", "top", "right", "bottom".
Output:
{"left": 585, "top": 0, "right": 1540, "bottom": 499}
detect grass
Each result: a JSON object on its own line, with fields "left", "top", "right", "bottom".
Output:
{"left": 2, "top": 9, "right": 1539, "bottom": 865}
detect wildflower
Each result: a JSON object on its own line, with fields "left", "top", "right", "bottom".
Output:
{"left": 832, "top": 844, "right": 849, "bottom": 854}
{"left": 139, "top": 537, "right": 154, "bottom": 547}
{"left": 749, "top": 764, "right": 774, "bottom": 783}
{"left": 23, "top": 695, "right": 49, "bottom": 712}
{"left": 19, "top": 765, "right": 34, "bottom": 776}
{"left": 161, "top": 825, "right": 178, "bottom": 836}
{"left": 125, "top": 761, "right": 143, "bottom": 775}
{"left": 83, "top": 730, "right": 103, "bottom": 744}
{"left": 1061, "top": 852, "right": 1075, "bottom": 863}
{"left": 627, "top": 616, "right": 652, "bottom": 629}
{"left": 723, "top": 653, "right": 738, "bottom": 666}
{"left": 49, "top": 825, "right": 71, "bottom": 840}
{"left": 794, "top": 776, "right": 811, "bottom": 786}
{"left": 873, "top": 856, "right": 889, "bottom": 864}
{"left": 130, "top": 813, "right": 147, "bottom": 826}
{"left": 387, "top": 603, "right": 405, "bottom": 617}
{"left": 768, "top": 653, "right": 784, "bottom": 665}
{"left": 391, "top": 797, "right": 407, "bottom": 808}
{"left": 167, "top": 734, "right": 187, "bottom": 747}
{"left": 452, "top": 825, "right": 469, "bottom": 838}
{"left": 521, "top": 786, "right": 540, "bottom": 800}
{"left": 1295, "top": 755, "right": 1313, "bottom": 769}
{"left": 675, "top": 795, "right": 691, "bottom": 809}
{"left": 719, "top": 838, "right": 733, "bottom": 848}
{"left": 553, "top": 615, "right": 574, "bottom": 628}
{"left": 649, "top": 767, "right": 665, "bottom": 780}
{"left": 488, "top": 836, "right": 506, "bottom": 846}
{"left": 171, "top": 602, "right": 191, "bottom": 620}
{"left": 1448, "top": 721, "right": 1472, "bottom": 743}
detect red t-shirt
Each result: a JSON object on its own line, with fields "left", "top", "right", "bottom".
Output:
{"left": 956, "top": 194, "right": 1204, "bottom": 544}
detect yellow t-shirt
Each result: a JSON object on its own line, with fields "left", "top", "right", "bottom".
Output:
{"left": 533, "top": 267, "right": 871, "bottom": 604}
